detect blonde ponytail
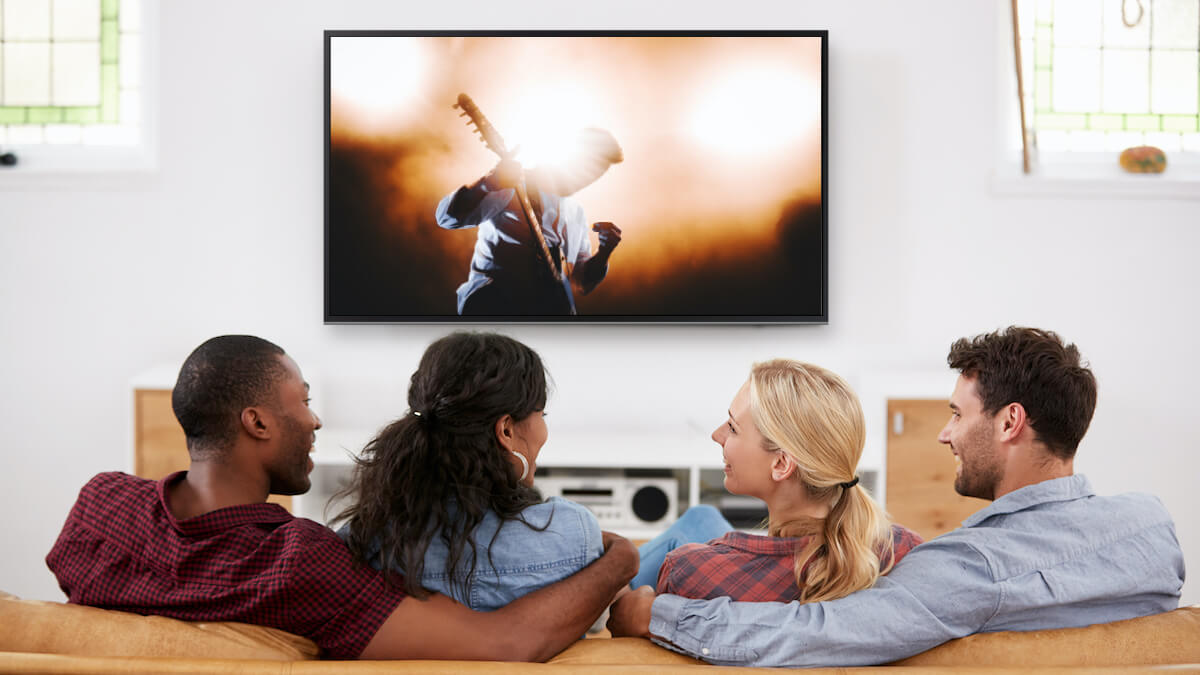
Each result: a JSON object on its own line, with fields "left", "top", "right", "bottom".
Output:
{"left": 748, "top": 360, "right": 896, "bottom": 603}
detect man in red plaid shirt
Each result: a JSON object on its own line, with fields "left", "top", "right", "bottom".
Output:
{"left": 47, "top": 335, "right": 636, "bottom": 661}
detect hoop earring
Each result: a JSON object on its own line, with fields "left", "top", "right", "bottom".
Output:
{"left": 510, "top": 451, "right": 529, "bottom": 481}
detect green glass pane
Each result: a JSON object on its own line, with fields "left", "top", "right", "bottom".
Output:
{"left": 1162, "top": 115, "right": 1199, "bottom": 133}
{"left": 1035, "top": 112, "right": 1089, "bottom": 130}
{"left": 1035, "top": 26, "right": 1053, "bottom": 68}
{"left": 100, "top": 64, "right": 119, "bottom": 122}
{"left": 63, "top": 107, "right": 101, "bottom": 123}
{"left": 1035, "top": 71, "right": 1054, "bottom": 112}
{"left": 1126, "top": 114, "right": 1161, "bottom": 131}
{"left": 101, "top": 19, "right": 119, "bottom": 63}
{"left": 0, "top": 108, "right": 28, "bottom": 124}
{"left": 27, "top": 107, "right": 65, "bottom": 123}
{"left": 1088, "top": 113, "right": 1125, "bottom": 130}
{"left": 0, "top": 1, "right": 124, "bottom": 131}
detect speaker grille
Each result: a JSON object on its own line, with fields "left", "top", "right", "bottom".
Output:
{"left": 631, "top": 485, "right": 670, "bottom": 523}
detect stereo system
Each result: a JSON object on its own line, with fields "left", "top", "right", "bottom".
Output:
{"left": 537, "top": 471, "right": 678, "bottom": 530}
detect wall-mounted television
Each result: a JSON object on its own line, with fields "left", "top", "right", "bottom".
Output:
{"left": 325, "top": 30, "right": 827, "bottom": 323}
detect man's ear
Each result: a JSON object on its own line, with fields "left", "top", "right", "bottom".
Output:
{"left": 241, "top": 407, "right": 271, "bottom": 440}
{"left": 494, "top": 414, "right": 515, "bottom": 452}
{"left": 997, "top": 402, "right": 1028, "bottom": 442}
{"left": 771, "top": 451, "right": 797, "bottom": 483}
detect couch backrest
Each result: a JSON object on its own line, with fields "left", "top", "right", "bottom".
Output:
{"left": 3, "top": 590, "right": 1198, "bottom": 667}
{"left": 0, "top": 591, "right": 319, "bottom": 661}
{"left": 892, "top": 605, "right": 1200, "bottom": 667}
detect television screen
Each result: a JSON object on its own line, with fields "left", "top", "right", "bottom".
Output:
{"left": 325, "top": 30, "right": 827, "bottom": 323}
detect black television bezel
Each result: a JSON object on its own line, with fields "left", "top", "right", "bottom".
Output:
{"left": 324, "top": 29, "right": 828, "bottom": 325}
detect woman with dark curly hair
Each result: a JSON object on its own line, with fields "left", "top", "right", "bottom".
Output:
{"left": 334, "top": 332, "right": 603, "bottom": 611}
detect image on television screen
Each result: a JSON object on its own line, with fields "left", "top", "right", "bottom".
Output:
{"left": 326, "top": 31, "right": 826, "bottom": 323}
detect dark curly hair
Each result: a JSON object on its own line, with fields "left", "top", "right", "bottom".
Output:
{"left": 335, "top": 332, "right": 549, "bottom": 597}
{"left": 171, "top": 335, "right": 287, "bottom": 457}
{"left": 947, "top": 326, "right": 1097, "bottom": 460}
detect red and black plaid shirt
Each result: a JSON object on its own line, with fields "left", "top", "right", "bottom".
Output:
{"left": 46, "top": 472, "right": 406, "bottom": 659}
{"left": 657, "top": 524, "right": 924, "bottom": 602}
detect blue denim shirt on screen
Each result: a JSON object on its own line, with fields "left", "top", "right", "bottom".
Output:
{"left": 649, "top": 475, "right": 1185, "bottom": 667}
{"left": 339, "top": 496, "right": 603, "bottom": 612}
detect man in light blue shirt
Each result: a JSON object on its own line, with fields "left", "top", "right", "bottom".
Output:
{"left": 608, "top": 326, "right": 1185, "bottom": 667}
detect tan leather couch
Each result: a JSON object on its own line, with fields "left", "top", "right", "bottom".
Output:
{"left": 2, "top": 591, "right": 1198, "bottom": 673}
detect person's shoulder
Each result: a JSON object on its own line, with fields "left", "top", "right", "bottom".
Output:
{"left": 1092, "top": 491, "right": 1175, "bottom": 526}
{"left": 263, "top": 515, "right": 378, "bottom": 579}
{"left": 664, "top": 540, "right": 725, "bottom": 572}
{"left": 539, "top": 497, "right": 600, "bottom": 533}
{"left": 74, "top": 471, "right": 157, "bottom": 511}
{"left": 275, "top": 514, "right": 354, "bottom": 547}
{"left": 885, "top": 524, "right": 925, "bottom": 565}
{"left": 891, "top": 523, "right": 925, "bottom": 547}
{"left": 542, "top": 496, "right": 595, "bottom": 517}
{"left": 526, "top": 497, "right": 603, "bottom": 556}
{"left": 556, "top": 195, "right": 586, "bottom": 219}
{"left": 672, "top": 540, "right": 718, "bottom": 558}
{"left": 83, "top": 470, "right": 151, "bottom": 492}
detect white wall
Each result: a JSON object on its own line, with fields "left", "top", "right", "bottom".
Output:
{"left": 2, "top": 0, "right": 1196, "bottom": 605}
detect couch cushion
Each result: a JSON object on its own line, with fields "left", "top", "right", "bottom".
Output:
{"left": 0, "top": 590, "right": 319, "bottom": 661}
{"left": 549, "top": 637, "right": 703, "bottom": 666}
{"left": 891, "top": 606, "right": 1200, "bottom": 667}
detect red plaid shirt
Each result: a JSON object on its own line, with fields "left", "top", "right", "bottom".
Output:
{"left": 46, "top": 472, "right": 406, "bottom": 659}
{"left": 657, "top": 524, "right": 924, "bottom": 602}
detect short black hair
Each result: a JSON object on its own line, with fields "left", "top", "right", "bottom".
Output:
{"left": 947, "top": 326, "right": 1097, "bottom": 460}
{"left": 171, "top": 335, "right": 288, "bottom": 455}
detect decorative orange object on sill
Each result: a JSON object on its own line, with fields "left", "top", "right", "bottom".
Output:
{"left": 1118, "top": 145, "right": 1166, "bottom": 173}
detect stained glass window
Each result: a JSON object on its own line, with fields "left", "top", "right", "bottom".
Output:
{"left": 1017, "top": 0, "right": 1200, "bottom": 153}
{"left": 0, "top": 0, "right": 141, "bottom": 148}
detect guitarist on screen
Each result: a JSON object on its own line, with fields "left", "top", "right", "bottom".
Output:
{"left": 435, "top": 94, "right": 624, "bottom": 316}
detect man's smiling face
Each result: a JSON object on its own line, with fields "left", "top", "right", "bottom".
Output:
{"left": 939, "top": 375, "right": 1004, "bottom": 501}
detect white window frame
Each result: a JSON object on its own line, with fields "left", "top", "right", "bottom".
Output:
{"left": 991, "top": 0, "right": 1200, "bottom": 200}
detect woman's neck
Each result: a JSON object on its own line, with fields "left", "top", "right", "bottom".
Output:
{"left": 764, "top": 483, "right": 832, "bottom": 537}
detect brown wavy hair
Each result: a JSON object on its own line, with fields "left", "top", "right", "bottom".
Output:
{"left": 334, "top": 332, "right": 549, "bottom": 598}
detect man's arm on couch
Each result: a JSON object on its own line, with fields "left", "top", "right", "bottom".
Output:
{"left": 359, "top": 532, "right": 638, "bottom": 662}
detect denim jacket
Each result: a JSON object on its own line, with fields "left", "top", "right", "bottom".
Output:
{"left": 340, "top": 497, "right": 603, "bottom": 612}
{"left": 649, "top": 475, "right": 1185, "bottom": 667}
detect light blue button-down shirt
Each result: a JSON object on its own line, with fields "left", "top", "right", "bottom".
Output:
{"left": 339, "top": 496, "right": 603, "bottom": 612}
{"left": 649, "top": 475, "right": 1185, "bottom": 667}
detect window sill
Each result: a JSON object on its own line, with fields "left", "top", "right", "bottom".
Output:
{"left": 0, "top": 145, "right": 158, "bottom": 191}
{"left": 991, "top": 154, "right": 1200, "bottom": 201}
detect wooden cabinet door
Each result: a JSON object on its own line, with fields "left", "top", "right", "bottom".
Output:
{"left": 134, "top": 388, "right": 292, "bottom": 512}
{"left": 135, "top": 389, "right": 190, "bottom": 479}
{"left": 885, "top": 399, "right": 987, "bottom": 540}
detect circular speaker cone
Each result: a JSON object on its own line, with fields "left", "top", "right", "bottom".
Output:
{"left": 631, "top": 485, "right": 670, "bottom": 523}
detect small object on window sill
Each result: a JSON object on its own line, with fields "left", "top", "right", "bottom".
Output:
{"left": 0, "top": 152, "right": 17, "bottom": 167}
{"left": 1118, "top": 146, "right": 1166, "bottom": 174}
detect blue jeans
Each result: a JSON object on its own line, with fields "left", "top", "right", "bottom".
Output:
{"left": 632, "top": 504, "right": 733, "bottom": 589}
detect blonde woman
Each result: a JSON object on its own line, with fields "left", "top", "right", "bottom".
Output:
{"left": 633, "top": 360, "right": 922, "bottom": 602}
